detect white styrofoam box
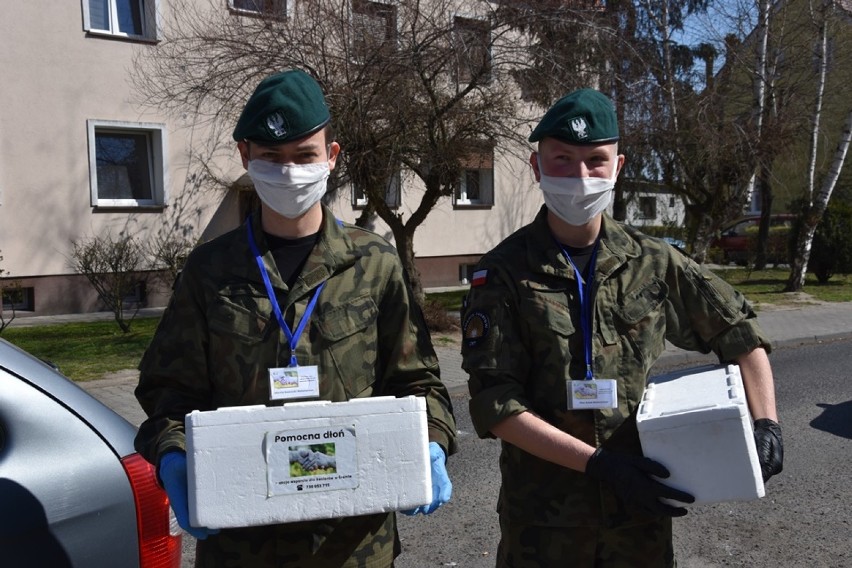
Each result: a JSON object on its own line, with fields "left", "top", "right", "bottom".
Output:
{"left": 186, "top": 395, "right": 431, "bottom": 529}
{"left": 637, "top": 364, "right": 764, "bottom": 505}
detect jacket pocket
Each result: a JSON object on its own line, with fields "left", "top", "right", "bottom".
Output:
{"left": 208, "top": 293, "right": 271, "bottom": 344}
{"left": 314, "top": 295, "right": 379, "bottom": 397}
{"left": 617, "top": 279, "right": 668, "bottom": 325}
{"left": 610, "top": 278, "right": 668, "bottom": 368}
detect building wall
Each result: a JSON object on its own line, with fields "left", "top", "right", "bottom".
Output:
{"left": 0, "top": 0, "right": 546, "bottom": 317}
{"left": 326, "top": 145, "right": 544, "bottom": 288}
{"left": 0, "top": 1, "right": 245, "bottom": 317}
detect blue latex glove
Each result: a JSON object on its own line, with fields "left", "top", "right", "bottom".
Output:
{"left": 403, "top": 442, "right": 452, "bottom": 515}
{"left": 158, "top": 451, "right": 220, "bottom": 540}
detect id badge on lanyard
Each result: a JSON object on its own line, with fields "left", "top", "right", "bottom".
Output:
{"left": 269, "top": 365, "right": 320, "bottom": 400}
{"left": 247, "top": 218, "right": 324, "bottom": 401}
{"left": 567, "top": 379, "right": 617, "bottom": 409}
{"left": 558, "top": 239, "right": 618, "bottom": 410}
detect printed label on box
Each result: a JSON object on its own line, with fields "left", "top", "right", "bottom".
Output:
{"left": 265, "top": 426, "right": 359, "bottom": 496}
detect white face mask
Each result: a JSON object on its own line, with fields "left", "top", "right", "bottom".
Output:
{"left": 537, "top": 154, "right": 618, "bottom": 226}
{"left": 247, "top": 160, "right": 330, "bottom": 219}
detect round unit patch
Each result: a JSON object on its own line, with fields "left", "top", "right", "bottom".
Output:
{"left": 463, "top": 311, "right": 490, "bottom": 348}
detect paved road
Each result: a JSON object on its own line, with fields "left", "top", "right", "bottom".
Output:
{"left": 78, "top": 301, "right": 852, "bottom": 427}
{"left": 394, "top": 337, "right": 852, "bottom": 567}
{"left": 70, "top": 301, "right": 851, "bottom": 567}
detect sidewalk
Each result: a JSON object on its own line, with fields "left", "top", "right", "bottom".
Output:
{"left": 23, "top": 301, "right": 852, "bottom": 426}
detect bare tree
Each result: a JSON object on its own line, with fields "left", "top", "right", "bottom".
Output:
{"left": 491, "top": 0, "right": 776, "bottom": 260}
{"left": 131, "top": 0, "right": 535, "bottom": 301}
{"left": 70, "top": 232, "right": 149, "bottom": 333}
{"left": 0, "top": 250, "right": 21, "bottom": 334}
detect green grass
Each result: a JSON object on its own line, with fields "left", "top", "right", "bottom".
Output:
{"left": 711, "top": 269, "right": 852, "bottom": 306}
{"left": 2, "top": 270, "right": 849, "bottom": 382}
{"left": 2, "top": 318, "right": 160, "bottom": 382}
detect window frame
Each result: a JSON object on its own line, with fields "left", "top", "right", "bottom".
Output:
{"left": 453, "top": 144, "right": 494, "bottom": 208}
{"left": 452, "top": 15, "right": 492, "bottom": 85}
{"left": 638, "top": 196, "right": 657, "bottom": 220}
{"left": 228, "top": 0, "right": 288, "bottom": 19}
{"left": 1, "top": 286, "right": 35, "bottom": 313}
{"left": 458, "top": 263, "right": 478, "bottom": 285}
{"left": 352, "top": 169, "right": 402, "bottom": 210}
{"left": 350, "top": 0, "right": 398, "bottom": 60}
{"left": 82, "top": 0, "right": 160, "bottom": 42}
{"left": 87, "top": 119, "right": 168, "bottom": 209}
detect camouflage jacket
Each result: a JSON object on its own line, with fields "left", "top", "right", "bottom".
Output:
{"left": 461, "top": 207, "right": 770, "bottom": 528}
{"left": 135, "top": 205, "right": 456, "bottom": 567}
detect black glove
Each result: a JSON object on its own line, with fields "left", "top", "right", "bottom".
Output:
{"left": 753, "top": 418, "right": 783, "bottom": 482}
{"left": 585, "top": 447, "right": 695, "bottom": 517}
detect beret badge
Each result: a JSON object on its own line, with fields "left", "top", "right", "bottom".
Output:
{"left": 570, "top": 117, "right": 589, "bottom": 140}
{"left": 266, "top": 112, "right": 288, "bottom": 139}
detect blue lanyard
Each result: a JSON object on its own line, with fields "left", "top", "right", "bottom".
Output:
{"left": 557, "top": 241, "right": 599, "bottom": 380}
{"left": 246, "top": 217, "right": 325, "bottom": 367}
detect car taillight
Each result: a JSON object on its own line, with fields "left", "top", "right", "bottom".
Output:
{"left": 121, "top": 453, "right": 183, "bottom": 568}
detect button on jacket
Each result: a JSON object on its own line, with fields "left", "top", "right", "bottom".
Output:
{"left": 462, "top": 206, "right": 769, "bottom": 527}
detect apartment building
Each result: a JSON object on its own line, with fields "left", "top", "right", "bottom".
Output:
{"left": 0, "top": 0, "right": 545, "bottom": 317}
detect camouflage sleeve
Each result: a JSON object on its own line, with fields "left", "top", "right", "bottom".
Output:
{"left": 664, "top": 252, "right": 772, "bottom": 361}
{"left": 375, "top": 256, "right": 457, "bottom": 456}
{"left": 134, "top": 255, "right": 213, "bottom": 466}
{"left": 461, "top": 262, "right": 532, "bottom": 439}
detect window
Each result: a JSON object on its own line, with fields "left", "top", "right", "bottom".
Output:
{"left": 459, "top": 263, "right": 477, "bottom": 285}
{"left": 229, "top": 0, "right": 287, "bottom": 18}
{"left": 83, "top": 0, "right": 158, "bottom": 40}
{"left": 638, "top": 196, "right": 657, "bottom": 220}
{"left": 454, "top": 145, "right": 494, "bottom": 207}
{"left": 87, "top": 120, "right": 168, "bottom": 208}
{"left": 351, "top": 0, "right": 397, "bottom": 59}
{"left": 352, "top": 170, "right": 401, "bottom": 209}
{"left": 123, "top": 281, "right": 147, "bottom": 308}
{"left": 1, "top": 287, "right": 34, "bottom": 312}
{"left": 453, "top": 16, "right": 491, "bottom": 84}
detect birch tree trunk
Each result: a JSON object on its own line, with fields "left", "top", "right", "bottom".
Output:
{"left": 741, "top": 0, "right": 772, "bottom": 219}
{"left": 784, "top": 0, "right": 847, "bottom": 292}
{"left": 786, "top": 109, "right": 852, "bottom": 291}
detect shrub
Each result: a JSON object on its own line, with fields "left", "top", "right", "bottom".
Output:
{"left": 146, "top": 232, "right": 195, "bottom": 293}
{"left": 70, "top": 232, "right": 149, "bottom": 333}
{"left": 635, "top": 224, "right": 688, "bottom": 241}
{"left": 744, "top": 225, "right": 792, "bottom": 266}
{"left": 807, "top": 201, "right": 852, "bottom": 284}
{"left": 421, "top": 298, "right": 459, "bottom": 333}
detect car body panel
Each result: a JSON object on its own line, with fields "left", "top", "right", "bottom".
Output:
{"left": 0, "top": 338, "right": 141, "bottom": 567}
{"left": 712, "top": 214, "right": 795, "bottom": 264}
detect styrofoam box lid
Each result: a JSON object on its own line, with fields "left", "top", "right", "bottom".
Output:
{"left": 637, "top": 364, "right": 747, "bottom": 431}
{"left": 187, "top": 395, "right": 425, "bottom": 427}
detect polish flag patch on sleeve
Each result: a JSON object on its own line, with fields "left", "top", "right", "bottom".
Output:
{"left": 471, "top": 269, "right": 488, "bottom": 287}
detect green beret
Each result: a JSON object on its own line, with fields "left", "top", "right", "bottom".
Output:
{"left": 232, "top": 70, "right": 331, "bottom": 143}
{"left": 529, "top": 88, "right": 619, "bottom": 144}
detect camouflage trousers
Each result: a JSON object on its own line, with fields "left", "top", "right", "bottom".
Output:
{"left": 496, "top": 515, "right": 674, "bottom": 567}
{"left": 194, "top": 513, "right": 400, "bottom": 568}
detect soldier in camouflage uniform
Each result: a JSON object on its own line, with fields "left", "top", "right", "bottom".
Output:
{"left": 135, "top": 70, "right": 457, "bottom": 568}
{"left": 460, "top": 89, "right": 783, "bottom": 567}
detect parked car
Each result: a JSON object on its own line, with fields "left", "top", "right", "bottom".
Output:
{"left": 711, "top": 214, "right": 796, "bottom": 265}
{"left": 0, "top": 338, "right": 182, "bottom": 567}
